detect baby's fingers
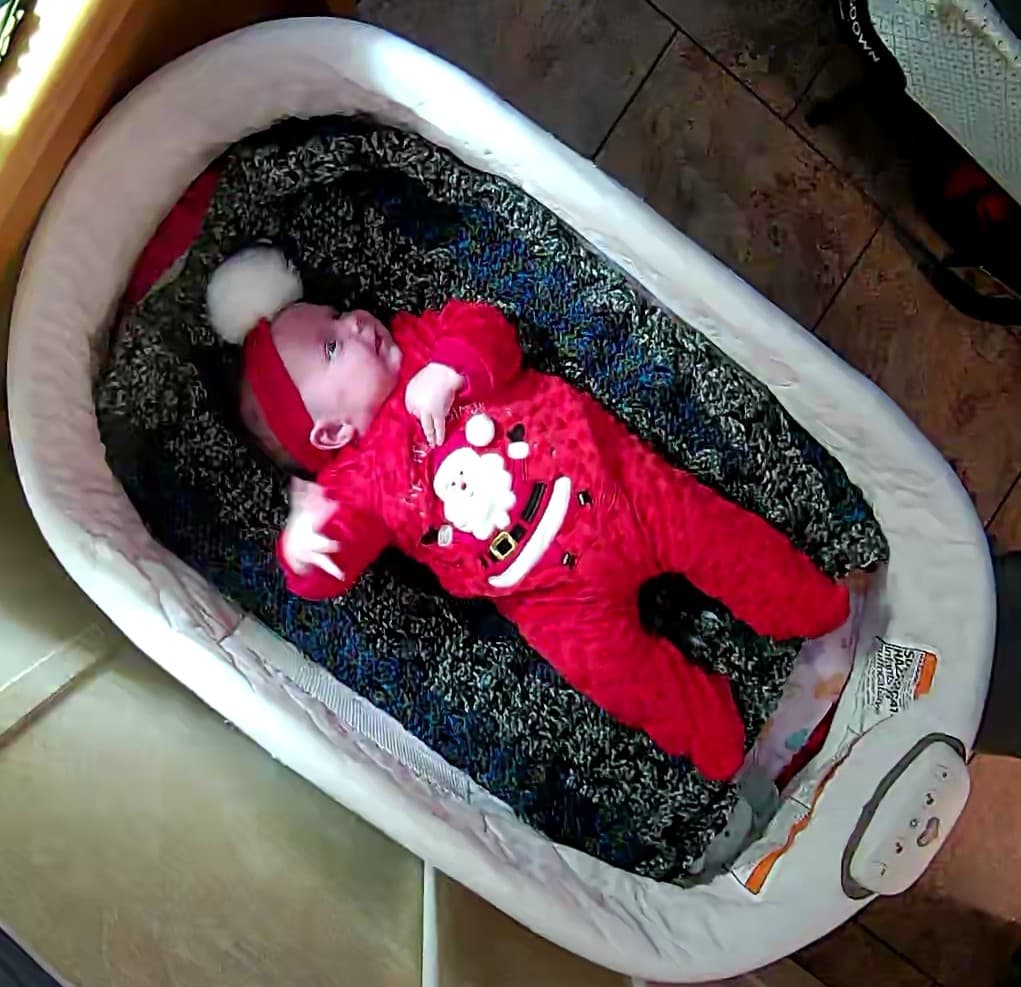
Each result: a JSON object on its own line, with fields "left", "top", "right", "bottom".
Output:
{"left": 308, "top": 552, "right": 345, "bottom": 581}
{"left": 420, "top": 411, "right": 438, "bottom": 448}
{"left": 307, "top": 533, "right": 340, "bottom": 556}
{"left": 432, "top": 412, "right": 446, "bottom": 447}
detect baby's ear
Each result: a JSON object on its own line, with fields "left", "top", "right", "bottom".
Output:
{"left": 310, "top": 420, "right": 356, "bottom": 451}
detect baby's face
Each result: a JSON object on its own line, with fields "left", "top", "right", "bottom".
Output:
{"left": 272, "top": 303, "right": 402, "bottom": 445}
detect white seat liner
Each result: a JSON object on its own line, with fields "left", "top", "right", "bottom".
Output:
{"left": 6, "top": 18, "right": 995, "bottom": 983}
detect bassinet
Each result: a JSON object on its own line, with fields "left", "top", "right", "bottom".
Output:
{"left": 6, "top": 18, "right": 996, "bottom": 984}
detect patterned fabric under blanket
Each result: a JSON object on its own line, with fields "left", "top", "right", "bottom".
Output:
{"left": 94, "top": 116, "right": 888, "bottom": 881}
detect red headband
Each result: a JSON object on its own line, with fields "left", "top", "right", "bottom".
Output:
{"left": 243, "top": 319, "right": 332, "bottom": 473}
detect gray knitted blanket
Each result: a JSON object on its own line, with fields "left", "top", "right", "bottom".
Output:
{"left": 95, "top": 116, "right": 888, "bottom": 881}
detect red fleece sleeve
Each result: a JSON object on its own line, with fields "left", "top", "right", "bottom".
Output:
{"left": 276, "top": 463, "right": 393, "bottom": 602}
{"left": 430, "top": 301, "right": 524, "bottom": 400}
{"left": 277, "top": 533, "right": 348, "bottom": 601}
{"left": 124, "top": 168, "right": 221, "bottom": 308}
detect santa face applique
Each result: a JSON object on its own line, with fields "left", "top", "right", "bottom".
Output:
{"left": 430, "top": 412, "right": 532, "bottom": 540}
{"left": 428, "top": 412, "right": 579, "bottom": 590}
{"left": 432, "top": 445, "right": 516, "bottom": 540}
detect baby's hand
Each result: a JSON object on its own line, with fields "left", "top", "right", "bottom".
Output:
{"left": 405, "top": 362, "right": 464, "bottom": 447}
{"left": 281, "top": 478, "right": 345, "bottom": 580}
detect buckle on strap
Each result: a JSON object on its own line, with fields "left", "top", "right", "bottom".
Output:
{"left": 489, "top": 530, "right": 518, "bottom": 562}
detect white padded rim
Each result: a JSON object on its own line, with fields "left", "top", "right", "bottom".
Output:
{"left": 6, "top": 19, "right": 995, "bottom": 982}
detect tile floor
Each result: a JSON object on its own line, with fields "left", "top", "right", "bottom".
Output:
{"left": 356, "top": 1, "right": 1021, "bottom": 984}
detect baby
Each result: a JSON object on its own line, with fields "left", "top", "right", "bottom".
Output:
{"left": 208, "top": 247, "right": 851, "bottom": 781}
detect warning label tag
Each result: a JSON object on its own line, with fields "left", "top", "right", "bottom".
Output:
{"left": 859, "top": 638, "right": 938, "bottom": 720}
{"left": 729, "top": 637, "right": 939, "bottom": 897}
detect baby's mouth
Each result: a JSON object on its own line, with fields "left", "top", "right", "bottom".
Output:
{"left": 373, "top": 330, "right": 383, "bottom": 355}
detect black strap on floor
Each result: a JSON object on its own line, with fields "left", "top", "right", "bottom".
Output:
{"left": 834, "top": 0, "right": 905, "bottom": 86}
{"left": 0, "top": 926, "right": 67, "bottom": 987}
{"left": 992, "top": 0, "right": 1021, "bottom": 41}
{"left": 975, "top": 552, "right": 1021, "bottom": 759}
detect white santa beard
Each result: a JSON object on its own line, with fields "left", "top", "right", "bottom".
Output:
{"left": 434, "top": 448, "right": 516, "bottom": 540}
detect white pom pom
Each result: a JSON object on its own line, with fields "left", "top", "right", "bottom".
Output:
{"left": 206, "top": 247, "right": 303, "bottom": 344}
{"left": 464, "top": 413, "right": 495, "bottom": 448}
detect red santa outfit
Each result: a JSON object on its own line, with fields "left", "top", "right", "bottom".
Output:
{"left": 201, "top": 240, "right": 853, "bottom": 779}
{"left": 223, "top": 281, "right": 849, "bottom": 781}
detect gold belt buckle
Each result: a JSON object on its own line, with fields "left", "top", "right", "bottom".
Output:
{"left": 489, "top": 530, "right": 517, "bottom": 561}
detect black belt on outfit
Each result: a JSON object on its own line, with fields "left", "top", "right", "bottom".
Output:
{"left": 487, "top": 481, "right": 547, "bottom": 563}
{"left": 420, "top": 482, "right": 590, "bottom": 571}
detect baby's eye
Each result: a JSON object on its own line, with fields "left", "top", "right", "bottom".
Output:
{"left": 324, "top": 338, "right": 340, "bottom": 361}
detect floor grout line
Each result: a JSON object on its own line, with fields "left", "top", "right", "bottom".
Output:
{"left": 854, "top": 919, "right": 947, "bottom": 986}
{"left": 784, "top": 48, "right": 834, "bottom": 122}
{"left": 642, "top": 0, "right": 816, "bottom": 127}
{"left": 591, "top": 27, "right": 676, "bottom": 161}
{"left": 597, "top": 4, "right": 894, "bottom": 338}
{"left": 810, "top": 217, "right": 884, "bottom": 334}
{"left": 639, "top": 0, "right": 892, "bottom": 221}
{"left": 791, "top": 126, "right": 891, "bottom": 220}
{"left": 986, "top": 470, "right": 1021, "bottom": 537}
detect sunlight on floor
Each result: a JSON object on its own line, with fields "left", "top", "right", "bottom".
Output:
{"left": 0, "top": 0, "right": 95, "bottom": 134}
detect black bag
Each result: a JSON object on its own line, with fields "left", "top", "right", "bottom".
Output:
{"left": 904, "top": 156, "right": 1021, "bottom": 327}
{"left": 833, "top": 0, "right": 905, "bottom": 87}
{"left": 813, "top": 0, "right": 1021, "bottom": 327}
